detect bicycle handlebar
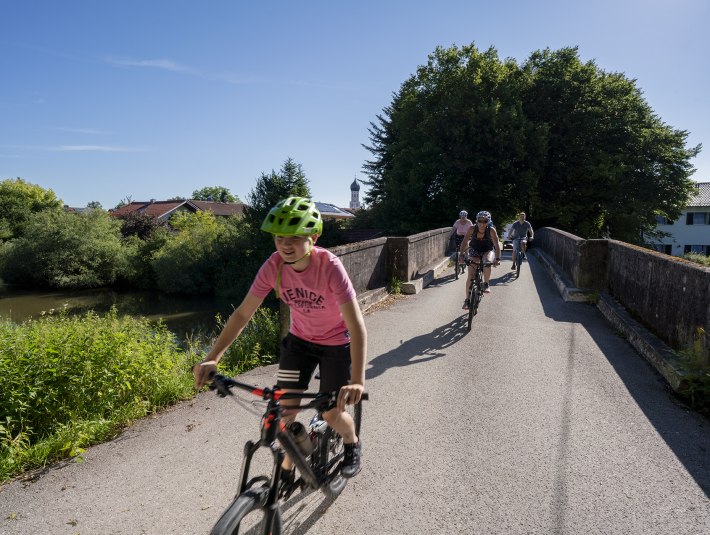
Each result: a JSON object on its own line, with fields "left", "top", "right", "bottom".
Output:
{"left": 209, "top": 373, "right": 369, "bottom": 409}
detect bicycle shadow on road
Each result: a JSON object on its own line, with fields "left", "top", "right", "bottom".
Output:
{"left": 276, "top": 486, "right": 338, "bottom": 534}
{"left": 366, "top": 315, "right": 468, "bottom": 380}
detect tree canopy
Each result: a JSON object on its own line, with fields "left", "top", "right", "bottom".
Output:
{"left": 362, "top": 44, "right": 699, "bottom": 240}
{"left": 0, "top": 178, "right": 63, "bottom": 240}
{"left": 191, "top": 186, "right": 240, "bottom": 203}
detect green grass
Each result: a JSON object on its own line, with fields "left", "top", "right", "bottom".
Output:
{"left": 0, "top": 308, "right": 198, "bottom": 482}
{"left": 683, "top": 253, "right": 710, "bottom": 267}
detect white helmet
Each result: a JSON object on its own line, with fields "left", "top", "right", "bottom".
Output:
{"left": 459, "top": 210, "right": 468, "bottom": 218}
{"left": 476, "top": 211, "right": 491, "bottom": 222}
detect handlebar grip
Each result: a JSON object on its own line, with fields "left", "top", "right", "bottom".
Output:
{"left": 360, "top": 393, "right": 369, "bottom": 401}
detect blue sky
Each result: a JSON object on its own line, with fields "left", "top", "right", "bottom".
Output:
{"left": 2, "top": 0, "right": 708, "bottom": 209}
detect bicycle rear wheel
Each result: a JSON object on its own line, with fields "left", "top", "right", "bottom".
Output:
{"left": 454, "top": 255, "right": 459, "bottom": 280}
{"left": 317, "top": 401, "right": 362, "bottom": 499}
{"left": 209, "top": 485, "right": 282, "bottom": 535}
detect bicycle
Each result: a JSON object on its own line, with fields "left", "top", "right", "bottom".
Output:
{"left": 452, "top": 235, "right": 466, "bottom": 279}
{"left": 512, "top": 237, "right": 527, "bottom": 279}
{"left": 464, "top": 255, "right": 494, "bottom": 332}
{"left": 207, "top": 373, "right": 368, "bottom": 535}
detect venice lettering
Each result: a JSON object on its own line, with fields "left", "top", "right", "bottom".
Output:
{"left": 281, "top": 287, "right": 326, "bottom": 311}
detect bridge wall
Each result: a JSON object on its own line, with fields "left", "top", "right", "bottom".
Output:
{"left": 536, "top": 227, "right": 710, "bottom": 351}
{"left": 607, "top": 240, "right": 710, "bottom": 350}
{"left": 330, "top": 237, "right": 389, "bottom": 293}
{"left": 329, "top": 228, "right": 451, "bottom": 292}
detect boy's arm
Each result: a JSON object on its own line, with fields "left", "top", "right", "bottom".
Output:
{"left": 338, "top": 298, "right": 367, "bottom": 410}
{"left": 193, "top": 292, "right": 264, "bottom": 388}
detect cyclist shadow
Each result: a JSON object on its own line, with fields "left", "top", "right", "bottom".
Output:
{"left": 366, "top": 315, "right": 468, "bottom": 380}
{"left": 277, "top": 487, "right": 338, "bottom": 534}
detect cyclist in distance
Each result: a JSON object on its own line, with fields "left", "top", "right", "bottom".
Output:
{"left": 193, "top": 196, "right": 367, "bottom": 481}
{"left": 451, "top": 210, "right": 473, "bottom": 271}
{"left": 459, "top": 210, "right": 501, "bottom": 308}
{"left": 509, "top": 212, "right": 534, "bottom": 270}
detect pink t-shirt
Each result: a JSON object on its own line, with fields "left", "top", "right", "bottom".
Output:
{"left": 249, "top": 247, "right": 356, "bottom": 345}
{"left": 453, "top": 219, "right": 473, "bottom": 236}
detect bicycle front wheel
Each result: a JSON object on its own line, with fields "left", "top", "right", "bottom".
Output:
{"left": 516, "top": 250, "right": 522, "bottom": 279}
{"left": 209, "top": 485, "right": 282, "bottom": 535}
{"left": 318, "top": 401, "right": 362, "bottom": 499}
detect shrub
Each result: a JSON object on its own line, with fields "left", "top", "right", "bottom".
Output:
{"left": 0, "top": 308, "right": 196, "bottom": 481}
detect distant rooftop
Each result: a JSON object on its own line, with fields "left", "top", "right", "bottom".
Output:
{"left": 315, "top": 202, "right": 354, "bottom": 219}
{"left": 688, "top": 182, "right": 710, "bottom": 207}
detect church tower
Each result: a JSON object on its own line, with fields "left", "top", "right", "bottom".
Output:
{"left": 349, "top": 177, "right": 361, "bottom": 209}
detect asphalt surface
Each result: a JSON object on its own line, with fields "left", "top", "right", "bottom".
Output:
{"left": 1, "top": 251, "right": 709, "bottom": 535}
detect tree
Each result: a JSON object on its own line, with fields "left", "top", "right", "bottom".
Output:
{"left": 362, "top": 43, "right": 699, "bottom": 240}
{"left": 520, "top": 47, "right": 698, "bottom": 240}
{"left": 191, "top": 186, "right": 240, "bottom": 203}
{"left": 86, "top": 201, "right": 103, "bottom": 210}
{"left": 0, "top": 178, "right": 63, "bottom": 240}
{"left": 363, "top": 44, "right": 543, "bottom": 235}
{"left": 242, "top": 158, "right": 311, "bottom": 235}
{"left": 0, "top": 209, "right": 125, "bottom": 289}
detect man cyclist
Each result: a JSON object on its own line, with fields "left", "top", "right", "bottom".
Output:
{"left": 451, "top": 210, "right": 473, "bottom": 271}
{"left": 509, "top": 212, "right": 534, "bottom": 270}
{"left": 459, "top": 211, "right": 501, "bottom": 308}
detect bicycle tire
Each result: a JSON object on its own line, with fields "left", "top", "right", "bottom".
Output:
{"left": 516, "top": 250, "right": 522, "bottom": 279}
{"left": 317, "top": 401, "right": 362, "bottom": 499}
{"left": 467, "top": 282, "right": 476, "bottom": 331}
{"left": 454, "top": 255, "right": 459, "bottom": 280}
{"left": 209, "top": 485, "right": 282, "bottom": 535}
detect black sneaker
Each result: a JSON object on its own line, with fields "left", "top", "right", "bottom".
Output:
{"left": 462, "top": 298, "right": 470, "bottom": 310}
{"left": 341, "top": 441, "right": 361, "bottom": 478}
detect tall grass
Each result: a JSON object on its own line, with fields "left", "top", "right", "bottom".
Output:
{"left": 216, "top": 307, "right": 280, "bottom": 373}
{"left": 0, "top": 308, "right": 197, "bottom": 482}
{"left": 677, "top": 328, "right": 710, "bottom": 417}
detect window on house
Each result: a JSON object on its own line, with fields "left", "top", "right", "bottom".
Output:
{"left": 663, "top": 244, "right": 672, "bottom": 255}
{"left": 654, "top": 215, "right": 674, "bottom": 225}
{"left": 685, "top": 244, "right": 709, "bottom": 255}
{"left": 686, "top": 212, "right": 709, "bottom": 225}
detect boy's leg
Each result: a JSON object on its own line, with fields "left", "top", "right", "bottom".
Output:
{"left": 318, "top": 345, "right": 361, "bottom": 477}
{"left": 277, "top": 334, "right": 318, "bottom": 472}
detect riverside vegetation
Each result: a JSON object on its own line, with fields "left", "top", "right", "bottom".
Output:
{"left": 0, "top": 307, "right": 279, "bottom": 483}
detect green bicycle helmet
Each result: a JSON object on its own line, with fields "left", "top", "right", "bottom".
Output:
{"left": 261, "top": 196, "right": 323, "bottom": 236}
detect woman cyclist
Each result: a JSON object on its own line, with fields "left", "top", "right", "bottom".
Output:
{"left": 459, "top": 210, "right": 501, "bottom": 309}
{"left": 451, "top": 210, "right": 473, "bottom": 266}
{"left": 193, "top": 196, "right": 367, "bottom": 480}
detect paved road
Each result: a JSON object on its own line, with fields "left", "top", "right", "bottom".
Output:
{"left": 2, "top": 252, "right": 709, "bottom": 535}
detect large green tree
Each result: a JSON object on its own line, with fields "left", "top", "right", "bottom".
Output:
{"left": 362, "top": 44, "right": 699, "bottom": 240}
{"left": 0, "top": 178, "right": 63, "bottom": 240}
{"left": 520, "top": 47, "right": 698, "bottom": 240}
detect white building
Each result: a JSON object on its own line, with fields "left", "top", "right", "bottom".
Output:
{"left": 649, "top": 182, "right": 710, "bottom": 256}
{"left": 349, "top": 178, "right": 361, "bottom": 210}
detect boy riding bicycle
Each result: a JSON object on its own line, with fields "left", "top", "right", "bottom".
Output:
{"left": 193, "top": 197, "right": 367, "bottom": 479}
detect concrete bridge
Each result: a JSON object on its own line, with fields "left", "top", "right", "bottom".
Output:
{"left": 1, "top": 231, "right": 709, "bottom": 534}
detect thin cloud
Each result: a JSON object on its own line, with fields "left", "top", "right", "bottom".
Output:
{"left": 57, "top": 145, "right": 147, "bottom": 153}
{"left": 105, "top": 56, "right": 199, "bottom": 75}
{"left": 53, "top": 127, "right": 112, "bottom": 135}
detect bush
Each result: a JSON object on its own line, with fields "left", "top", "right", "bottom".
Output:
{"left": 677, "top": 328, "right": 710, "bottom": 417}
{"left": 217, "top": 307, "right": 280, "bottom": 373}
{"left": 0, "top": 308, "right": 196, "bottom": 481}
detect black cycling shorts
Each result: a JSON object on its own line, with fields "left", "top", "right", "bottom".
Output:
{"left": 277, "top": 333, "right": 351, "bottom": 392}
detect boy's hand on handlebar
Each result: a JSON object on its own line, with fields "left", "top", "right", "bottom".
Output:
{"left": 338, "top": 384, "right": 364, "bottom": 411}
{"left": 193, "top": 360, "right": 218, "bottom": 389}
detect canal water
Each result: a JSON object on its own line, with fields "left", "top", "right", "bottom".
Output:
{"left": 0, "top": 287, "right": 239, "bottom": 342}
